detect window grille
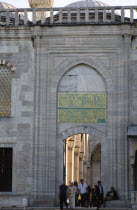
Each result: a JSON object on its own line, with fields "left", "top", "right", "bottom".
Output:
{"left": 0, "top": 148, "right": 12, "bottom": 192}
{"left": 0, "top": 65, "right": 12, "bottom": 117}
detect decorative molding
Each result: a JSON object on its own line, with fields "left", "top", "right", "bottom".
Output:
{"left": 59, "top": 126, "right": 104, "bottom": 140}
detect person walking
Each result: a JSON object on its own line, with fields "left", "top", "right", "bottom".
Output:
{"left": 78, "top": 179, "right": 88, "bottom": 207}
{"left": 86, "top": 183, "right": 92, "bottom": 207}
{"left": 96, "top": 181, "right": 104, "bottom": 209}
{"left": 59, "top": 182, "right": 68, "bottom": 210}
{"left": 92, "top": 185, "right": 99, "bottom": 208}
{"left": 68, "top": 182, "right": 76, "bottom": 209}
{"left": 74, "top": 181, "right": 79, "bottom": 206}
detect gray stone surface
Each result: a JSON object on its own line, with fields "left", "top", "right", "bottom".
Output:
{"left": 128, "top": 126, "right": 137, "bottom": 136}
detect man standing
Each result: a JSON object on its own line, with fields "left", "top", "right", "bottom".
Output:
{"left": 78, "top": 179, "right": 88, "bottom": 207}
{"left": 96, "top": 181, "right": 104, "bottom": 209}
{"left": 59, "top": 182, "right": 68, "bottom": 210}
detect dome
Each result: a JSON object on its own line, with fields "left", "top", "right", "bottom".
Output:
{"left": 52, "top": 0, "right": 120, "bottom": 25}
{"left": 28, "top": 0, "right": 54, "bottom": 8}
{"left": 0, "top": 2, "right": 16, "bottom": 20}
{"left": 0, "top": 2, "right": 25, "bottom": 23}
{"left": 0, "top": 2, "right": 16, "bottom": 9}
{"left": 65, "top": 0, "right": 109, "bottom": 8}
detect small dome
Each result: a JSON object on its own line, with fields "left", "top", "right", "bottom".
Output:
{"left": 0, "top": 2, "right": 16, "bottom": 9}
{"left": 0, "top": 2, "right": 25, "bottom": 23}
{"left": 65, "top": 0, "right": 109, "bottom": 8}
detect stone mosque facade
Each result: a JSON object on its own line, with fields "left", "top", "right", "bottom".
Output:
{"left": 0, "top": 0, "right": 137, "bottom": 208}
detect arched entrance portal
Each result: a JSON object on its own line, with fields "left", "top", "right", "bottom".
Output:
{"left": 56, "top": 126, "right": 104, "bottom": 204}
{"left": 56, "top": 62, "right": 108, "bottom": 202}
{"left": 64, "top": 133, "right": 101, "bottom": 187}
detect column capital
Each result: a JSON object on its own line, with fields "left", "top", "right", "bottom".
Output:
{"left": 79, "top": 152, "right": 84, "bottom": 160}
{"left": 74, "top": 146, "right": 80, "bottom": 155}
{"left": 68, "top": 139, "right": 75, "bottom": 150}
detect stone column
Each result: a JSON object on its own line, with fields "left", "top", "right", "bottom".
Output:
{"left": 130, "top": 156, "right": 135, "bottom": 191}
{"left": 87, "top": 161, "right": 92, "bottom": 186}
{"left": 67, "top": 139, "right": 74, "bottom": 184}
{"left": 82, "top": 134, "right": 85, "bottom": 155}
{"left": 83, "top": 159, "right": 87, "bottom": 181}
{"left": 130, "top": 158, "right": 135, "bottom": 205}
{"left": 65, "top": 141, "right": 68, "bottom": 184}
{"left": 72, "top": 146, "right": 75, "bottom": 182}
{"left": 79, "top": 152, "right": 84, "bottom": 180}
{"left": 131, "top": 164, "right": 134, "bottom": 191}
{"left": 79, "top": 134, "right": 84, "bottom": 153}
{"left": 74, "top": 146, "right": 80, "bottom": 182}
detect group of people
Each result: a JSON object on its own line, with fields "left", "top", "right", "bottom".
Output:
{"left": 59, "top": 180, "right": 118, "bottom": 210}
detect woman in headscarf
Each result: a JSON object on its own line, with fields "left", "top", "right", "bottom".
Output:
{"left": 68, "top": 182, "right": 76, "bottom": 209}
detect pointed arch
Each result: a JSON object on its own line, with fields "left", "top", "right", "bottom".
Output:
{"left": 52, "top": 56, "right": 113, "bottom": 93}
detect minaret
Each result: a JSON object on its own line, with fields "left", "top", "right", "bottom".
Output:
{"left": 28, "top": 0, "right": 54, "bottom": 20}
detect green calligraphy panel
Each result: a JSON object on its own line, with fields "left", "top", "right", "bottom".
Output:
{"left": 58, "top": 93, "right": 106, "bottom": 123}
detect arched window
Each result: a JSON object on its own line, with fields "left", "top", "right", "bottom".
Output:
{"left": 0, "top": 60, "right": 15, "bottom": 117}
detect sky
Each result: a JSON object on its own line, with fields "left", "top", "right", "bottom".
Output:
{"left": 1, "top": 0, "right": 137, "bottom": 8}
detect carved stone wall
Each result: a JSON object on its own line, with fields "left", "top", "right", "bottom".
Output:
{"left": 0, "top": 21, "right": 136, "bottom": 207}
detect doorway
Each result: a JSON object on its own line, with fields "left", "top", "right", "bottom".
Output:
{"left": 64, "top": 133, "right": 101, "bottom": 187}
